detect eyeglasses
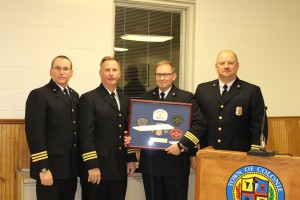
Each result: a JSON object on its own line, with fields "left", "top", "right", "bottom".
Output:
{"left": 52, "top": 66, "right": 72, "bottom": 72}
{"left": 155, "top": 73, "right": 174, "bottom": 78}
{"left": 103, "top": 68, "right": 119, "bottom": 73}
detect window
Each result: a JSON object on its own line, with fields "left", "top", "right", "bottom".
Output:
{"left": 114, "top": 6, "right": 180, "bottom": 98}
{"left": 114, "top": 0, "right": 196, "bottom": 96}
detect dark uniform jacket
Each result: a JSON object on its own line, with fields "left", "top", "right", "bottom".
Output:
{"left": 194, "top": 77, "right": 268, "bottom": 152}
{"left": 25, "top": 79, "right": 79, "bottom": 180}
{"left": 139, "top": 84, "right": 207, "bottom": 176}
{"left": 78, "top": 83, "right": 136, "bottom": 180}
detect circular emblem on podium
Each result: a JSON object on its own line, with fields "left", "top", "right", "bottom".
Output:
{"left": 226, "top": 165, "right": 285, "bottom": 200}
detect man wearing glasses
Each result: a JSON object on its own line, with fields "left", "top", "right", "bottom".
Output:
{"left": 139, "top": 60, "right": 207, "bottom": 200}
{"left": 25, "top": 55, "right": 79, "bottom": 200}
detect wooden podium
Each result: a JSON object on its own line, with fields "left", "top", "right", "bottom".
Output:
{"left": 195, "top": 148, "right": 300, "bottom": 199}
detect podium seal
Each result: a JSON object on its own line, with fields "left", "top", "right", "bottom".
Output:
{"left": 226, "top": 165, "right": 285, "bottom": 200}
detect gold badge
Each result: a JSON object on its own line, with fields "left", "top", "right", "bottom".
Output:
{"left": 236, "top": 106, "right": 242, "bottom": 116}
{"left": 155, "top": 130, "right": 163, "bottom": 136}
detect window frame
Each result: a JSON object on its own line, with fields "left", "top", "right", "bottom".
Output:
{"left": 114, "top": 0, "right": 196, "bottom": 92}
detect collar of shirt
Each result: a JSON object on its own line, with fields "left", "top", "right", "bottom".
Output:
{"left": 159, "top": 86, "right": 172, "bottom": 99}
{"left": 104, "top": 87, "right": 120, "bottom": 109}
{"left": 103, "top": 86, "right": 117, "bottom": 97}
{"left": 218, "top": 79, "right": 235, "bottom": 94}
{"left": 108, "top": 90, "right": 118, "bottom": 98}
{"left": 55, "top": 83, "right": 69, "bottom": 94}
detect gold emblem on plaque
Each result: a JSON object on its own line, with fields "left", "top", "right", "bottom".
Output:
{"left": 155, "top": 130, "right": 163, "bottom": 136}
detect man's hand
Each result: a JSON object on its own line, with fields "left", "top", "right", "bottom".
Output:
{"left": 39, "top": 169, "right": 53, "bottom": 186}
{"left": 88, "top": 168, "right": 101, "bottom": 185}
{"left": 190, "top": 156, "right": 197, "bottom": 170}
{"left": 165, "top": 143, "right": 181, "bottom": 155}
{"left": 127, "top": 162, "right": 136, "bottom": 176}
{"left": 124, "top": 131, "right": 131, "bottom": 147}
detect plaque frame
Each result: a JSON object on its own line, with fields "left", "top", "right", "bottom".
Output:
{"left": 128, "top": 99, "right": 192, "bottom": 150}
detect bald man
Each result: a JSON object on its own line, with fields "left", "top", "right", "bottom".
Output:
{"left": 194, "top": 50, "right": 268, "bottom": 151}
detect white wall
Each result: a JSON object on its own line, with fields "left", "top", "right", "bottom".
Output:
{"left": 194, "top": 0, "right": 300, "bottom": 116}
{"left": 0, "top": 0, "right": 115, "bottom": 118}
{"left": 0, "top": 0, "right": 299, "bottom": 118}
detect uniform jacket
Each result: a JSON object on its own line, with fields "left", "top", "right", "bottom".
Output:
{"left": 194, "top": 77, "right": 268, "bottom": 151}
{"left": 139, "top": 84, "right": 207, "bottom": 176}
{"left": 78, "top": 83, "right": 136, "bottom": 180}
{"left": 25, "top": 79, "right": 79, "bottom": 180}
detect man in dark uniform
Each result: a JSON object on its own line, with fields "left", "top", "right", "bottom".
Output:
{"left": 194, "top": 50, "right": 268, "bottom": 152}
{"left": 78, "top": 56, "right": 136, "bottom": 200}
{"left": 139, "top": 60, "right": 207, "bottom": 200}
{"left": 25, "top": 55, "right": 79, "bottom": 200}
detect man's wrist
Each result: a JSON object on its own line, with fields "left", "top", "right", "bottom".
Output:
{"left": 39, "top": 168, "right": 49, "bottom": 173}
{"left": 177, "top": 143, "right": 188, "bottom": 152}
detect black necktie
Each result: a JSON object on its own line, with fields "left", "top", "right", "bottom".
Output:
{"left": 160, "top": 92, "right": 165, "bottom": 101}
{"left": 221, "top": 85, "right": 228, "bottom": 101}
{"left": 63, "top": 88, "right": 72, "bottom": 104}
{"left": 63, "top": 88, "right": 68, "bottom": 95}
{"left": 111, "top": 92, "right": 119, "bottom": 110}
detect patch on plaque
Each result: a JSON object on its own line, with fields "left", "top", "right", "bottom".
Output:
{"left": 171, "top": 115, "right": 184, "bottom": 126}
{"left": 169, "top": 128, "right": 183, "bottom": 140}
{"left": 137, "top": 118, "right": 148, "bottom": 126}
{"left": 153, "top": 109, "right": 168, "bottom": 121}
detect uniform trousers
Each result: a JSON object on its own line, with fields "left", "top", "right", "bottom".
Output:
{"left": 142, "top": 173, "right": 189, "bottom": 200}
{"left": 81, "top": 178, "right": 127, "bottom": 200}
{"left": 36, "top": 178, "right": 77, "bottom": 200}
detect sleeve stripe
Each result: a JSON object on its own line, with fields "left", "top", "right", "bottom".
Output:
{"left": 32, "top": 156, "right": 48, "bottom": 162}
{"left": 184, "top": 131, "right": 199, "bottom": 145}
{"left": 83, "top": 156, "right": 98, "bottom": 162}
{"left": 31, "top": 151, "right": 47, "bottom": 157}
{"left": 185, "top": 135, "right": 198, "bottom": 145}
{"left": 82, "top": 151, "right": 97, "bottom": 157}
{"left": 127, "top": 149, "right": 135, "bottom": 154}
{"left": 83, "top": 154, "right": 97, "bottom": 159}
{"left": 32, "top": 154, "right": 48, "bottom": 159}
{"left": 82, "top": 151, "right": 98, "bottom": 162}
{"left": 31, "top": 151, "right": 48, "bottom": 162}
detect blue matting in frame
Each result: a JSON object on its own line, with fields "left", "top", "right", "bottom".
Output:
{"left": 128, "top": 99, "right": 192, "bottom": 150}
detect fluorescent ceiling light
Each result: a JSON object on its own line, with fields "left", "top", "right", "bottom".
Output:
{"left": 114, "top": 47, "right": 129, "bottom": 52}
{"left": 121, "top": 34, "right": 173, "bottom": 42}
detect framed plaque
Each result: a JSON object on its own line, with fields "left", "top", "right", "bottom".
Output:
{"left": 128, "top": 99, "right": 192, "bottom": 150}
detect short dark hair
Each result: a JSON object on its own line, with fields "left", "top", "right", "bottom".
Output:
{"left": 51, "top": 55, "right": 73, "bottom": 69}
